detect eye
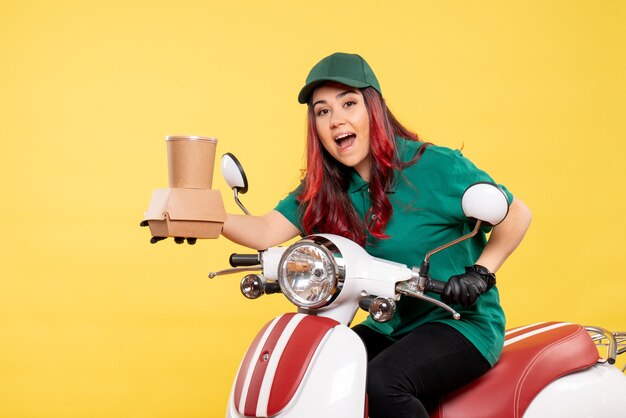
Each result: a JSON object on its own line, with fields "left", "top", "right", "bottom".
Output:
{"left": 316, "top": 108, "right": 330, "bottom": 117}
{"left": 344, "top": 100, "right": 357, "bottom": 108}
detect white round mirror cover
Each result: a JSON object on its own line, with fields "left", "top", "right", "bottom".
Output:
{"left": 221, "top": 153, "right": 247, "bottom": 191}
{"left": 461, "top": 183, "right": 509, "bottom": 225}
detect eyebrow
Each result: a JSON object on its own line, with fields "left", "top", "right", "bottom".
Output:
{"left": 312, "top": 89, "right": 359, "bottom": 108}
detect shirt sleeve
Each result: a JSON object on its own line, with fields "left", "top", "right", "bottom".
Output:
{"left": 274, "top": 184, "right": 303, "bottom": 231}
{"left": 445, "top": 150, "right": 514, "bottom": 224}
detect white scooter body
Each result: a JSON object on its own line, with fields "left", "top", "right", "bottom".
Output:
{"left": 223, "top": 239, "right": 626, "bottom": 418}
{"left": 220, "top": 234, "right": 626, "bottom": 418}
{"left": 226, "top": 313, "right": 366, "bottom": 418}
{"left": 225, "top": 234, "right": 405, "bottom": 418}
{"left": 225, "top": 315, "right": 626, "bottom": 418}
{"left": 526, "top": 363, "right": 626, "bottom": 418}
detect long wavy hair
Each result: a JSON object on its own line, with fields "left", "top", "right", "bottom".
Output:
{"left": 298, "top": 86, "right": 423, "bottom": 246}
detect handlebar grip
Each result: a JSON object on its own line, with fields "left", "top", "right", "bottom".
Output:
{"left": 425, "top": 278, "right": 447, "bottom": 295}
{"left": 229, "top": 253, "right": 261, "bottom": 267}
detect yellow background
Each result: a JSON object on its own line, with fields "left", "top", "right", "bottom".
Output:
{"left": 1, "top": 1, "right": 625, "bottom": 417}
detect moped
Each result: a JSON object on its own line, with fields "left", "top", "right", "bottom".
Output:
{"left": 210, "top": 153, "right": 626, "bottom": 418}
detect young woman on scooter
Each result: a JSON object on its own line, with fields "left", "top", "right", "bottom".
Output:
{"left": 222, "top": 52, "right": 532, "bottom": 418}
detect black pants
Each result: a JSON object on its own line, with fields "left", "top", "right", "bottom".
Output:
{"left": 353, "top": 322, "right": 491, "bottom": 418}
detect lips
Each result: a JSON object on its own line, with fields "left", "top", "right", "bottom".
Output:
{"left": 334, "top": 132, "right": 356, "bottom": 149}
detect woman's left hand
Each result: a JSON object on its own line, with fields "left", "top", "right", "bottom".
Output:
{"left": 442, "top": 265, "right": 496, "bottom": 306}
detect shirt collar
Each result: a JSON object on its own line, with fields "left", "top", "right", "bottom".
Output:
{"left": 347, "top": 136, "right": 408, "bottom": 194}
{"left": 347, "top": 171, "right": 399, "bottom": 194}
{"left": 348, "top": 169, "right": 370, "bottom": 193}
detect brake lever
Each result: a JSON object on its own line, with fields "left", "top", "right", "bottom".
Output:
{"left": 395, "top": 277, "right": 461, "bottom": 320}
{"left": 208, "top": 266, "right": 262, "bottom": 279}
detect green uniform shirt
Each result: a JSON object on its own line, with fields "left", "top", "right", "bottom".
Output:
{"left": 274, "top": 137, "right": 512, "bottom": 365}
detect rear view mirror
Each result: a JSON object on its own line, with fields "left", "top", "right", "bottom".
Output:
{"left": 461, "top": 183, "right": 509, "bottom": 226}
{"left": 221, "top": 153, "right": 250, "bottom": 215}
{"left": 221, "top": 153, "right": 248, "bottom": 193}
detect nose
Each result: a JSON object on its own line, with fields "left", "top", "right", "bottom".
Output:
{"left": 329, "top": 109, "right": 346, "bottom": 128}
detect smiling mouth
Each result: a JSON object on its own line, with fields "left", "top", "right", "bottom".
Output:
{"left": 335, "top": 133, "right": 356, "bottom": 149}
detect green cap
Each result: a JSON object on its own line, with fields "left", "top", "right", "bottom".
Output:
{"left": 298, "top": 52, "right": 382, "bottom": 104}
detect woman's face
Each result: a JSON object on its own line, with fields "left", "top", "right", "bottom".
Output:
{"left": 311, "top": 83, "right": 372, "bottom": 181}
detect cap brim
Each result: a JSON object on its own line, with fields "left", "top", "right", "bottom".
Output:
{"left": 298, "top": 77, "right": 371, "bottom": 104}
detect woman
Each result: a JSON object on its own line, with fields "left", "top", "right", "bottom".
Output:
{"left": 222, "top": 52, "right": 531, "bottom": 418}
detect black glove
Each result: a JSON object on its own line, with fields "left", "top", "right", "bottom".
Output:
{"left": 442, "top": 265, "right": 496, "bottom": 307}
{"left": 140, "top": 221, "right": 196, "bottom": 245}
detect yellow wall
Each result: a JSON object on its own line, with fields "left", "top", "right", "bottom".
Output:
{"left": 1, "top": 1, "right": 625, "bottom": 417}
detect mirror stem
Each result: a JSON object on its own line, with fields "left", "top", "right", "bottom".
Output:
{"left": 423, "top": 220, "right": 483, "bottom": 266}
{"left": 233, "top": 188, "right": 251, "bottom": 215}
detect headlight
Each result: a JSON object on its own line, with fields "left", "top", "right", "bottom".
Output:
{"left": 278, "top": 236, "right": 345, "bottom": 309}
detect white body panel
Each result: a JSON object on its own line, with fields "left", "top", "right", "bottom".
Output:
{"left": 524, "top": 363, "right": 626, "bottom": 417}
{"left": 312, "top": 235, "right": 412, "bottom": 325}
{"left": 226, "top": 324, "right": 367, "bottom": 418}
{"left": 261, "top": 247, "right": 286, "bottom": 280}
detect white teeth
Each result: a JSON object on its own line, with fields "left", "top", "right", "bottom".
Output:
{"left": 335, "top": 133, "right": 353, "bottom": 141}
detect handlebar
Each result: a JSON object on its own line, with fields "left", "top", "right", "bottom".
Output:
{"left": 229, "top": 253, "right": 261, "bottom": 267}
{"left": 424, "top": 278, "right": 446, "bottom": 295}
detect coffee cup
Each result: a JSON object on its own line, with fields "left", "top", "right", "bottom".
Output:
{"left": 166, "top": 135, "right": 217, "bottom": 189}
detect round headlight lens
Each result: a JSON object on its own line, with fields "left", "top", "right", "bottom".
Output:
{"left": 278, "top": 238, "right": 342, "bottom": 309}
